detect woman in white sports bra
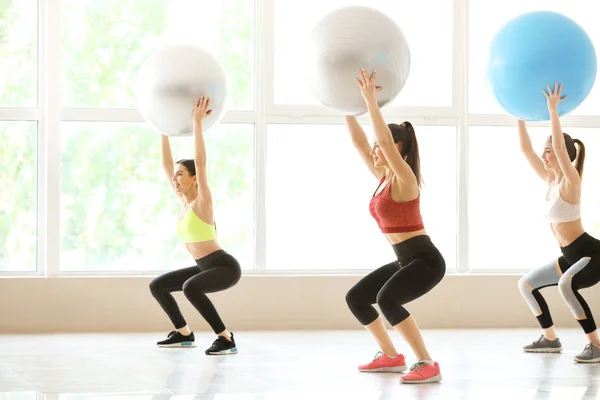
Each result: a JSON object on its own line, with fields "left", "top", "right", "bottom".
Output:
{"left": 516, "top": 82, "right": 600, "bottom": 363}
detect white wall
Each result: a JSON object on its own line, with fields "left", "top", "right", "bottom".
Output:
{"left": 1, "top": 274, "right": 597, "bottom": 333}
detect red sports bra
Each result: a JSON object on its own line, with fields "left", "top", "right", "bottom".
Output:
{"left": 369, "top": 176, "right": 424, "bottom": 233}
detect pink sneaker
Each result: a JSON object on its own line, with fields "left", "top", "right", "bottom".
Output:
{"left": 399, "top": 361, "right": 442, "bottom": 384}
{"left": 358, "top": 351, "right": 407, "bottom": 372}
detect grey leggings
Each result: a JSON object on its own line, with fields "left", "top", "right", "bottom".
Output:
{"left": 518, "top": 233, "right": 600, "bottom": 334}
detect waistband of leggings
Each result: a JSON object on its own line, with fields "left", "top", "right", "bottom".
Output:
{"left": 392, "top": 235, "right": 439, "bottom": 260}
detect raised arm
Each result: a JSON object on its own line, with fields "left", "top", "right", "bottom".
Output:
{"left": 356, "top": 69, "right": 416, "bottom": 186}
{"left": 543, "top": 82, "right": 580, "bottom": 184}
{"left": 345, "top": 115, "right": 384, "bottom": 179}
{"left": 517, "top": 119, "right": 549, "bottom": 182}
{"left": 160, "top": 134, "right": 177, "bottom": 189}
{"left": 192, "top": 96, "right": 214, "bottom": 213}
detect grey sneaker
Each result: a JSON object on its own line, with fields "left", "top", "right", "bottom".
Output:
{"left": 523, "top": 335, "right": 562, "bottom": 353}
{"left": 574, "top": 343, "right": 600, "bottom": 363}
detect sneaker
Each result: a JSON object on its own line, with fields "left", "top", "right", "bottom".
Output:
{"left": 574, "top": 343, "right": 600, "bottom": 363}
{"left": 157, "top": 331, "right": 196, "bottom": 348}
{"left": 523, "top": 335, "right": 562, "bottom": 353}
{"left": 399, "top": 361, "right": 442, "bottom": 384}
{"left": 358, "top": 351, "right": 407, "bottom": 372}
{"left": 205, "top": 332, "right": 238, "bottom": 355}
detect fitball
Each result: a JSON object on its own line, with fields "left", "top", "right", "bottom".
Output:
{"left": 136, "top": 44, "right": 229, "bottom": 136}
{"left": 487, "top": 11, "right": 597, "bottom": 121}
{"left": 308, "top": 6, "right": 411, "bottom": 116}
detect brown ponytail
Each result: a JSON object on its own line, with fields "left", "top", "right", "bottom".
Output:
{"left": 573, "top": 138, "right": 585, "bottom": 177}
{"left": 388, "top": 121, "right": 422, "bottom": 187}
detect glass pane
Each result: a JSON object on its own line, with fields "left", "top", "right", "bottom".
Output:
{"left": 60, "top": 122, "right": 254, "bottom": 271}
{"left": 266, "top": 124, "right": 456, "bottom": 270}
{"left": 468, "top": 126, "right": 600, "bottom": 270}
{"left": 0, "top": 393, "right": 38, "bottom": 400}
{"left": 274, "top": 0, "right": 453, "bottom": 107}
{"left": 470, "top": 0, "right": 600, "bottom": 115}
{"left": 61, "top": 0, "right": 254, "bottom": 109}
{"left": 0, "top": 0, "right": 37, "bottom": 107}
{"left": 0, "top": 122, "right": 37, "bottom": 272}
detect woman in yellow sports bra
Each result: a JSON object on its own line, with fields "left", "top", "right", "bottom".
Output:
{"left": 149, "top": 95, "right": 241, "bottom": 355}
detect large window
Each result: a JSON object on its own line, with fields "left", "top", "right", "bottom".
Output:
{"left": 469, "top": 0, "right": 600, "bottom": 115}
{"left": 60, "top": 123, "right": 254, "bottom": 271}
{"left": 274, "top": 0, "right": 453, "bottom": 107}
{"left": 61, "top": 0, "right": 254, "bottom": 109}
{"left": 5, "top": 0, "right": 600, "bottom": 276}
{"left": 266, "top": 124, "right": 456, "bottom": 270}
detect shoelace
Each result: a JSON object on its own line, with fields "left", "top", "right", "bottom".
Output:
{"left": 211, "top": 336, "right": 230, "bottom": 346}
{"left": 372, "top": 351, "right": 384, "bottom": 361}
{"left": 533, "top": 335, "right": 545, "bottom": 345}
{"left": 409, "top": 362, "right": 426, "bottom": 373}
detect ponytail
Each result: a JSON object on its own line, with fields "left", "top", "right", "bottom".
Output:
{"left": 388, "top": 121, "right": 422, "bottom": 187}
{"left": 573, "top": 138, "right": 585, "bottom": 177}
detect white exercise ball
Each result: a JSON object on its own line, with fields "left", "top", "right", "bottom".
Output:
{"left": 308, "top": 6, "right": 411, "bottom": 116}
{"left": 135, "top": 44, "right": 229, "bottom": 136}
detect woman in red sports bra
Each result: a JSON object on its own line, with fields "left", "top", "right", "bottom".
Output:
{"left": 345, "top": 69, "right": 446, "bottom": 384}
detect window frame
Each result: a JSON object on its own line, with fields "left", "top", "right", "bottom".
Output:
{"left": 3, "top": 0, "right": 600, "bottom": 277}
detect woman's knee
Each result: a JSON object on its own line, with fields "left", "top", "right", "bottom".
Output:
{"left": 182, "top": 277, "right": 199, "bottom": 298}
{"left": 557, "top": 275, "right": 572, "bottom": 299}
{"left": 149, "top": 276, "right": 165, "bottom": 296}
{"left": 345, "top": 284, "right": 363, "bottom": 307}
{"left": 518, "top": 276, "right": 532, "bottom": 297}
{"left": 375, "top": 286, "right": 396, "bottom": 310}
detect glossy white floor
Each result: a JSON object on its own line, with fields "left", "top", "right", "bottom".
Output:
{"left": 0, "top": 329, "right": 598, "bottom": 399}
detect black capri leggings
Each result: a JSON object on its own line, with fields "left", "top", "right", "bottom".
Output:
{"left": 149, "top": 249, "right": 241, "bottom": 334}
{"left": 346, "top": 235, "right": 446, "bottom": 327}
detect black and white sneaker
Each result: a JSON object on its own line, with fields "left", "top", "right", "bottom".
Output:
{"left": 205, "top": 332, "right": 238, "bottom": 355}
{"left": 157, "top": 331, "right": 196, "bottom": 348}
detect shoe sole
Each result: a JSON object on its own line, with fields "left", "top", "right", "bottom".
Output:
{"left": 359, "top": 366, "right": 407, "bottom": 373}
{"left": 523, "top": 348, "right": 562, "bottom": 353}
{"left": 157, "top": 342, "right": 196, "bottom": 348}
{"left": 400, "top": 373, "right": 442, "bottom": 384}
{"left": 574, "top": 357, "right": 600, "bottom": 363}
{"left": 206, "top": 347, "right": 238, "bottom": 355}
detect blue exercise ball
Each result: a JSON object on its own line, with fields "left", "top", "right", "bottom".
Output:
{"left": 487, "top": 11, "right": 597, "bottom": 121}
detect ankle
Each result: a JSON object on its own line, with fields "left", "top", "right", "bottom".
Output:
{"left": 218, "top": 331, "right": 232, "bottom": 342}
{"left": 543, "top": 327, "right": 557, "bottom": 341}
{"left": 177, "top": 326, "right": 192, "bottom": 336}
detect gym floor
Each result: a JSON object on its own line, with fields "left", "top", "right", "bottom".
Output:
{"left": 0, "top": 329, "right": 597, "bottom": 399}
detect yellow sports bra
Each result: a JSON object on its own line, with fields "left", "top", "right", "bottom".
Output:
{"left": 177, "top": 206, "right": 217, "bottom": 243}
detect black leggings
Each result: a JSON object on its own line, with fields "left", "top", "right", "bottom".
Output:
{"left": 519, "top": 232, "right": 600, "bottom": 334}
{"left": 149, "top": 249, "right": 241, "bottom": 334}
{"left": 346, "top": 235, "right": 446, "bottom": 327}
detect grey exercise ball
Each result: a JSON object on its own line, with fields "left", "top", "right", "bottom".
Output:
{"left": 308, "top": 6, "right": 411, "bottom": 116}
{"left": 136, "top": 44, "right": 229, "bottom": 136}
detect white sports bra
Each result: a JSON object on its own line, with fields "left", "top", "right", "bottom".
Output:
{"left": 545, "top": 180, "right": 581, "bottom": 223}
